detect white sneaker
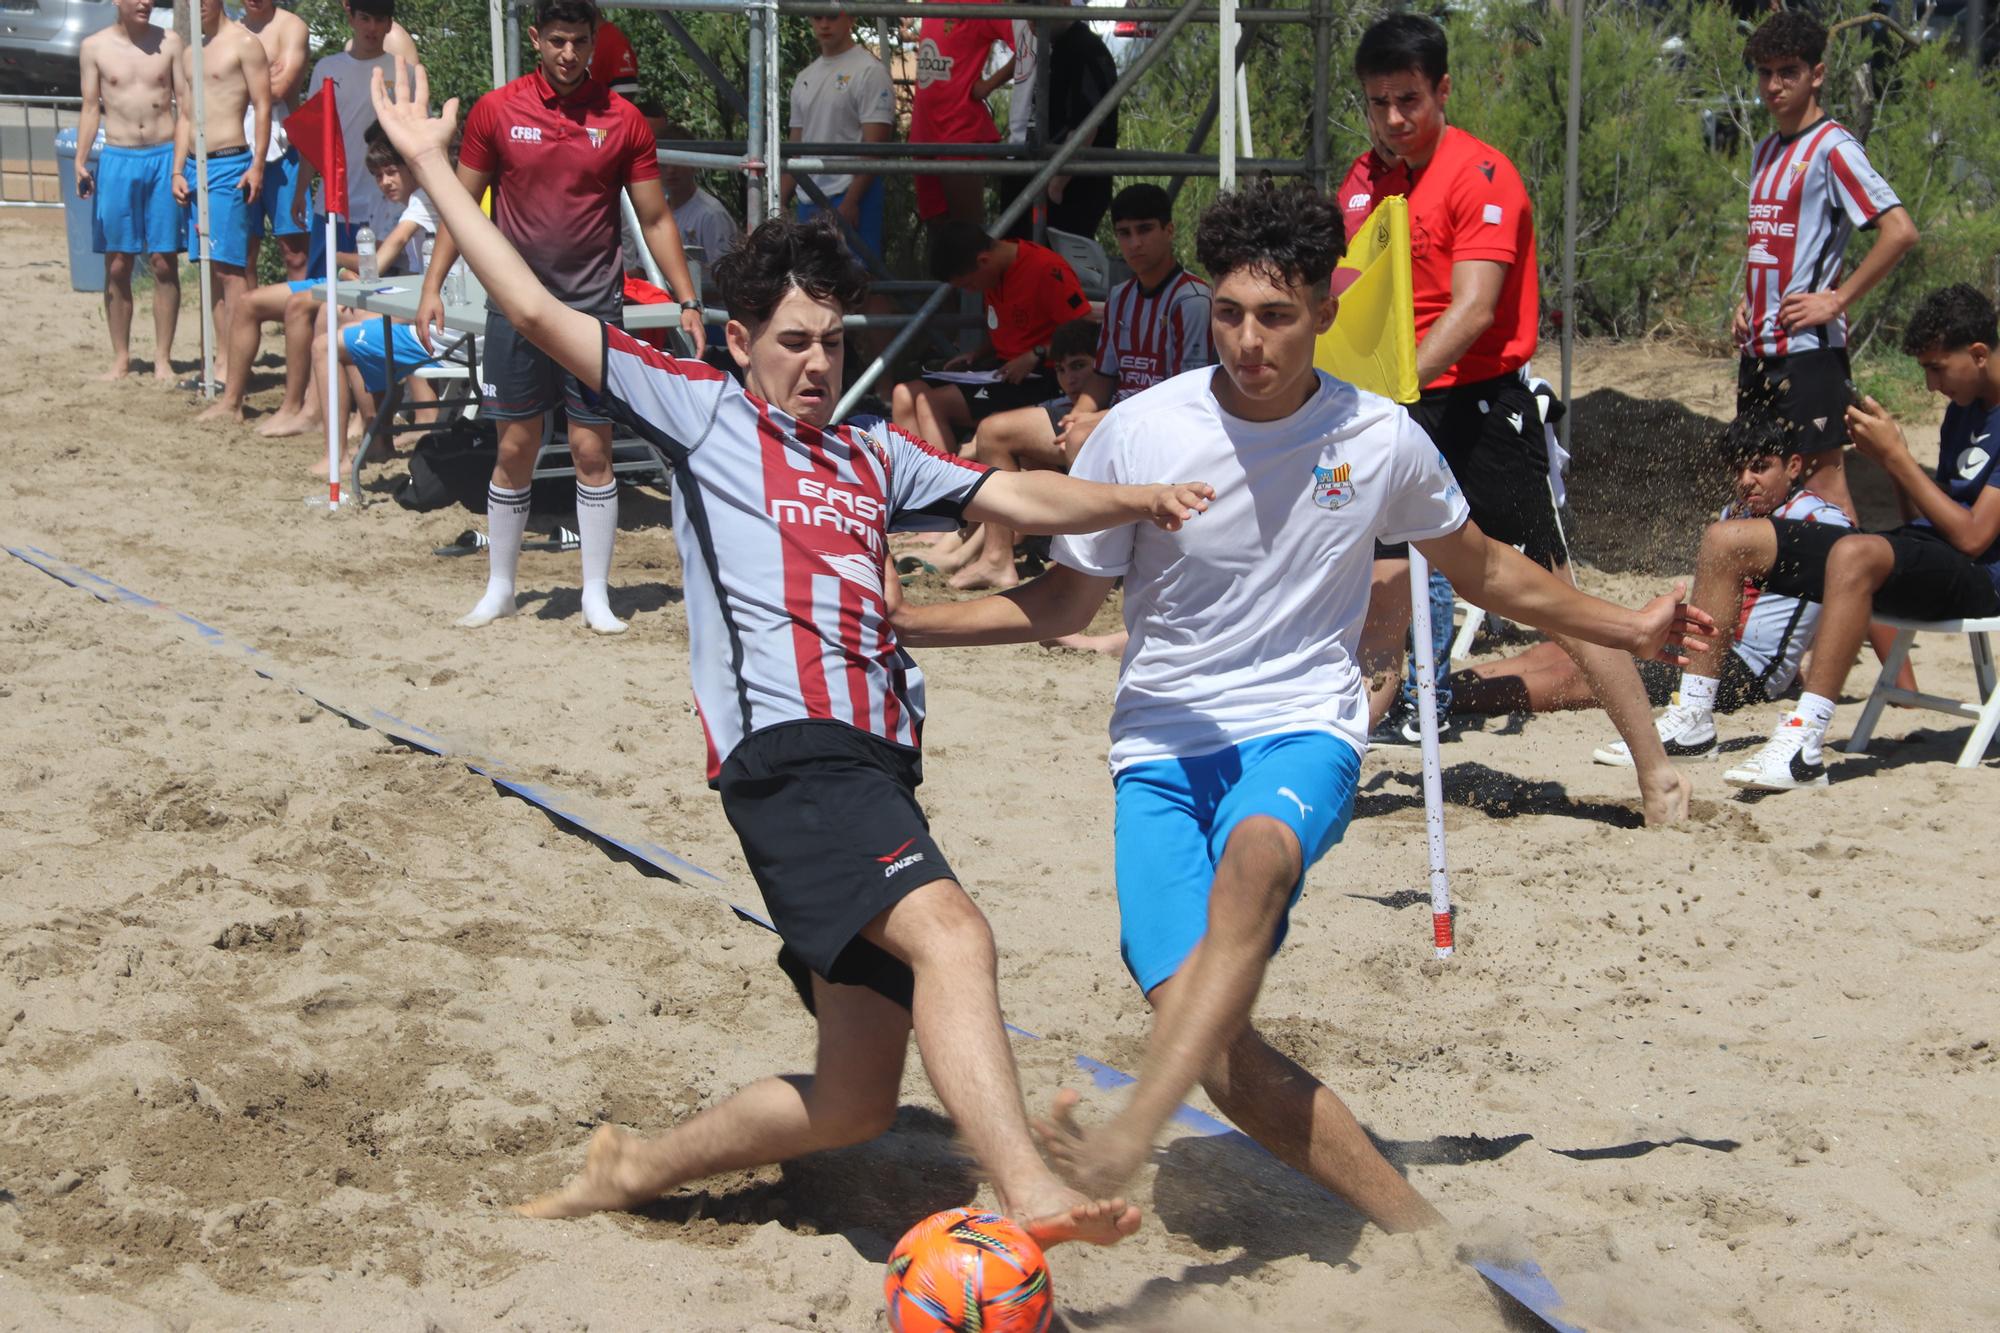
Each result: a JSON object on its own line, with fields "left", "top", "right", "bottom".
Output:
{"left": 1591, "top": 700, "right": 1718, "bottom": 767}
{"left": 1722, "top": 714, "right": 1830, "bottom": 791}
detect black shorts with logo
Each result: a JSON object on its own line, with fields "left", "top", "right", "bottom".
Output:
{"left": 482, "top": 308, "right": 618, "bottom": 426}
{"left": 717, "top": 720, "right": 957, "bottom": 1012}
{"left": 1738, "top": 347, "right": 1851, "bottom": 456}
{"left": 1764, "top": 519, "right": 2000, "bottom": 622}
{"left": 1378, "top": 371, "right": 1567, "bottom": 567}
{"left": 945, "top": 372, "right": 1056, "bottom": 424}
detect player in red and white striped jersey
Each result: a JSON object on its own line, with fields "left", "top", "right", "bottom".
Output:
{"left": 1731, "top": 10, "right": 1917, "bottom": 518}
{"left": 947, "top": 184, "right": 1214, "bottom": 591}
{"left": 370, "top": 57, "right": 1211, "bottom": 1246}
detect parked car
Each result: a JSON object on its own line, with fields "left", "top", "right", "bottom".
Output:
{"left": 0, "top": 0, "right": 170, "bottom": 97}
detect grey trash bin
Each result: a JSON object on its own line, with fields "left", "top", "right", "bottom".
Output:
{"left": 55, "top": 127, "right": 107, "bottom": 294}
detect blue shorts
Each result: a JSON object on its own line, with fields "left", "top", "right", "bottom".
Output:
{"left": 184, "top": 148, "right": 253, "bottom": 269}
{"left": 797, "top": 177, "right": 885, "bottom": 260}
{"left": 253, "top": 147, "right": 309, "bottom": 239}
{"left": 341, "top": 320, "right": 439, "bottom": 395}
{"left": 305, "top": 216, "right": 360, "bottom": 278}
{"left": 1113, "top": 730, "right": 1361, "bottom": 995}
{"left": 91, "top": 141, "right": 184, "bottom": 256}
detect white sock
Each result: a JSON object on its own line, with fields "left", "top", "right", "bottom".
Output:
{"left": 1794, "top": 691, "right": 1836, "bottom": 735}
{"left": 1678, "top": 673, "right": 1719, "bottom": 721}
{"left": 459, "top": 483, "right": 530, "bottom": 628}
{"left": 575, "top": 480, "right": 627, "bottom": 635}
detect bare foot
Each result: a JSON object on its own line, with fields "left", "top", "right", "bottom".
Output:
{"left": 515, "top": 1124, "right": 656, "bottom": 1220}
{"left": 1032, "top": 1088, "right": 1150, "bottom": 1201}
{"left": 309, "top": 455, "right": 340, "bottom": 481}
{"left": 1041, "top": 630, "right": 1127, "bottom": 657}
{"left": 1014, "top": 1191, "right": 1142, "bottom": 1249}
{"left": 258, "top": 413, "right": 311, "bottom": 438}
{"left": 1640, "top": 766, "right": 1693, "bottom": 827}
{"left": 152, "top": 362, "right": 175, "bottom": 384}
{"left": 948, "top": 560, "right": 1020, "bottom": 592}
{"left": 196, "top": 400, "right": 244, "bottom": 423}
{"left": 99, "top": 360, "right": 131, "bottom": 382}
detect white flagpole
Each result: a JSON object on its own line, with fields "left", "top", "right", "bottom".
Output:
{"left": 189, "top": 5, "right": 214, "bottom": 398}
{"left": 1408, "top": 548, "right": 1454, "bottom": 959}
{"left": 1218, "top": 0, "right": 1237, "bottom": 192}
{"left": 324, "top": 201, "right": 340, "bottom": 508}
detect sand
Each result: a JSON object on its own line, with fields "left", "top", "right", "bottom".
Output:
{"left": 3, "top": 207, "right": 1997, "bottom": 1331}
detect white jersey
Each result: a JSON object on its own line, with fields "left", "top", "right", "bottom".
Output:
{"left": 788, "top": 43, "right": 896, "bottom": 198}
{"left": 1744, "top": 118, "right": 1900, "bottom": 359}
{"left": 1095, "top": 267, "right": 1213, "bottom": 402}
{"left": 599, "top": 327, "right": 992, "bottom": 778}
{"left": 1056, "top": 368, "right": 1470, "bottom": 769}
{"left": 1732, "top": 487, "right": 1850, "bottom": 694}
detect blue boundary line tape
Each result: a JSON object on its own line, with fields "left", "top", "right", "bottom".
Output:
{"left": 8, "top": 540, "right": 1584, "bottom": 1330}
{"left": 5, "top": 542, "right": 717, "bottom": 885}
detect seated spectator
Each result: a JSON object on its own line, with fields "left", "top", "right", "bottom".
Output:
{"left": 916, "top": 316, "right": 1100, "bottom": 586}
{"left": 660, "top": 122, "right": 740, "bottom": 266}
{"left": 1442, "top": 412, "right": 1848, "bottom": 749}
{"left": 942, "top": 185, "right": 1209, "bottom": 590}
{"left": 255, "top": 123, "right": 461, "bottom": 444}
{"left": 1605, "top": 283, "right": 2000, "bottom": 792}
{"left": 890, "top": 220, "right": 1089, "bottom": 456}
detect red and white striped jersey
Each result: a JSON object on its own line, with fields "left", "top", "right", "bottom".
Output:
{"left": 1743, "top": 118, "right": 1900, "bottom": 359}
{"left": 1729, "top": 486, "right": 1851, "bottom": 694}
{"left": 1095, "top": 266, "right": 1213, "bottom": 402}
{"left": 598, "top": 326, "right": 993, "bottom": 779}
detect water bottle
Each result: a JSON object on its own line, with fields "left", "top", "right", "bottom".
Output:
{"left": 444, "top": 261, "right": 466, "bottom": 307}
{"left": 356, "top": 224, "right": 378, "bottom": 281}
{"left": 420, "top": 235, "right": 434, "bottom": 275}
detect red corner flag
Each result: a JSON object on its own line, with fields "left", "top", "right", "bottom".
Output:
{"left": 288, "top": 81, "right": 347, "bottom": 218}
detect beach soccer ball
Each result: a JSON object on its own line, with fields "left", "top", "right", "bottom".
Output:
{"left": 883, "top": 1207, "right": 1053, "bottom": 1333}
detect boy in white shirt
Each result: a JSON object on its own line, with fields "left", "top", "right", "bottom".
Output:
{"left": 892, "top": 184, "right": 1712, "bottom": 1232}
{"left": 779, "top": 12, "right": 895, "bottom": 257}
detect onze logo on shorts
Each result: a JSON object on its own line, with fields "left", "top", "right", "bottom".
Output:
{"left": 877, "top": 837, "right": 925, "bottom": 878}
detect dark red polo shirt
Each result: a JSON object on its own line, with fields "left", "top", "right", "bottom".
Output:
{"left": 459, "top": 69, "right": 659, "bottom": 317}
{"left": 1337, "top": 124, "right": 1538, "bottom": 388}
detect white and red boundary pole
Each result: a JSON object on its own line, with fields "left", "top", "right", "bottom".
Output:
{"left": 1408, "top": 548, "right": 1454, "bottom": 959}
{"left": 323, "top": 202, "right": 340, "bottom": 508}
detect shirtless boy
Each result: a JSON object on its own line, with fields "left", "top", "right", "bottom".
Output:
{"left": 239, "top": 0, "right": 311, "bottom": 282}
{"left": 76, "top": 0, "right": 185, "bottom": 382}
{"left": 173, "top": 0, "right": 269, "bottom": 411}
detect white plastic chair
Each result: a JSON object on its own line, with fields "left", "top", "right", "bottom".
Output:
{"left": 1045, "top": 226, "right": 1112, "bottom": 299}
{"left": 1844, "top": 614, "right": 2000, "bottom": 768}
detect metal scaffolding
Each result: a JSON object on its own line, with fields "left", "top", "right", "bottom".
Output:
{"left": 489, "top": 0, "right": 1340, "bottom": 413}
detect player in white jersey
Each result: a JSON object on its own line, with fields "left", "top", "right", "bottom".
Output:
{"left": 893, "top": 184, "right": 1713, "bottom": 1230}
{"left": 947, "top": 184, "right": 1214, "bottom": 591}
{"left": 1733, "top": 10, "right": 1917, "bottom": 518}
{"left": 367, "top": 58, "right": 1217, "bottom": 1246}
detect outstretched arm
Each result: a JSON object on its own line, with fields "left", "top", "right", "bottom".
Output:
{"left": 965, "top": 470, "right": 1211, "bottom": 537}
{"left": 1416, "top": 520, "right": 1714, "bottom": 664}
{"left": 370, "top": 59, "right": 600, "bottom": 389}
{"left": 1848, "top": 396, "right": 2000, "bottom": 557}
{"left": 893, "top": 563, "right": 1118, "bottom": 647}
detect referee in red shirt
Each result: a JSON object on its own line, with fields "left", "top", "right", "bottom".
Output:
{"left": 419, "top": 0, "right": 702, "bottom": 636}
{"left": 1342, "top": 14, "right": 1693, "bottom": 825}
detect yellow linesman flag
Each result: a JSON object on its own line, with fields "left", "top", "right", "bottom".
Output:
{"left": 1315, "top": 196, "right": 1420, "bottom": 403}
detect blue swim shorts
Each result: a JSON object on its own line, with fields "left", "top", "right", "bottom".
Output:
{"left": 184, "top": 148, "right": 253, "bottom": 269}
{"left": 253, "top": 146, "right": 309, "bottom": 239}
{"left": 341, "top": 319, "right": 440, "bottom": 395}
{"left": 797, "top": 177, "right": 885, "bottom": 260}
{"left": 1113, "top": 730, "right": 1361, "bottom": 995}
{"left": 91, "top": 141, "right": 184, "bottom": 256}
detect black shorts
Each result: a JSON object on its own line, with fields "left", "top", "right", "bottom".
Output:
{"left": 1764, "top": 519, "right": 2000, "bottom": 622}
{"left": 1637, "top": 649, "right": 1768, "bottom": 713}
{"left": 947, "top": 373, "right": 1057, "bottom": 424}
{"left": 482, "top": 308, "right": 616, "bottom": 426}
{"left": 717, "top": 721, "right": 958, "bottom": 1012}
{"left": 1377, "top": 372, "right": 1567, "bottom": 567}
{"left": 1738, "top": 347, "right": 1850, "bottom": 456}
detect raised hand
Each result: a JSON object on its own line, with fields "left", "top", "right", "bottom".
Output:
{"left": 368, "top": 56, "right": 459, "bottom": 169}
{"left": 1632, "top": 581, "right": 1715, "bottom": 666}
{"left": 1146, "top": 481, "right": 1214, "bottom": 532}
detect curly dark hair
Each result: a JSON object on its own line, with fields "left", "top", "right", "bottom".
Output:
{"left": 534, "top": 0, "right": 598, "bottom": 30}
{"left": 1195, "top": 183, "right": 1347, "bottom": 292}
{"left": 927, "top": 220, "right": 999, "bottom": 284}
{"left": 1744, "top": 11, "right": 1826, "bottom": 67}
{"left": 1717, "top": 408, "right": 1803, "bottom": 470}
{"left": 1901, "top": 283, "right": 1999, "bottom": 356}
{"left": 1049, "top": 317, "right": 1100, "bottom": 363}
{"left": 711, "top": 214, "right": 869, "bottom": 326}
